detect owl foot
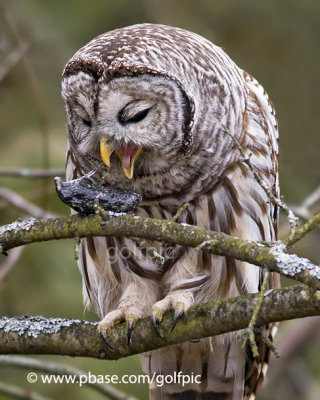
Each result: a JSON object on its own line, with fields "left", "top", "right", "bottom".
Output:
{"left": 171, "top": 302, "right": 184, "bottom": 332}
{"left": 98, "top": 309, "right": 137, "bottom": 347}
{"left": 98, "top": 323, "right": 116, "bottom": 350}
{"left": 126, "top": 314, "right": 136, "bottom": 345}
{"left": 190, "top": 338, "right": 203, "bottom": 343}
{"left": 151, "top": 309, "right": 163, "bottom": 338}
{"left": 152, "top": 293, "right": 193, "bottom": 335}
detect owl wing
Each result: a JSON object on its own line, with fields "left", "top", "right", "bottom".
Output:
{"left": 143, "top": 69, "right": 280, "bottom": 399}
{"left": 242, "top": 70, "right": 280, "bottom": 399}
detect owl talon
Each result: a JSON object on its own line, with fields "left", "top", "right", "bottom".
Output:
{"left": 190, "top": 338, "right": 203, "bottom": 343}
{"left": 127, "top": 315, "right": 136, "bottom": 345}
{"left": 171, "top": 304, "right": 184, "bottom": 332}
{"left": 152, "top": 311, "right": 162, "bottom": 338}
{"left": 99, "top": 329, "right": 116, "bottom": 350}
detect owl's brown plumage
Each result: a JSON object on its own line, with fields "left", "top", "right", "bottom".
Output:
{"left": 62, "top": 24, "right": 279, "bottom": 399}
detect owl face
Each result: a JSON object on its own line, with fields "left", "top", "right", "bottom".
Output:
{"left": 62, "top": 72, "right": 189, "bottom": 182}
{"left": 62, "top": 23, "right": 248, "bottom": 201}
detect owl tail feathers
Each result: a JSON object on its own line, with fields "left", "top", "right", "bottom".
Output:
{"left": 141, "top": 339, "right": 246, "bottom": 400}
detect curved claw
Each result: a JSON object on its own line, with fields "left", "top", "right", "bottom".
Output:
{"left": 152, "top": 312, "right": 162, "bottom": 338}
{"left": 100, "top": 330, "right": 116, "bottom": 350}
{"left": 171, "top": 307, "right": 184, "bottom": 332}
{"left": 127, "top": 316, "right": 135, "bottom": 345}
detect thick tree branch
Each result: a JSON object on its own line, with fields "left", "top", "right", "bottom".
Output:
{"left": 0, "top": 212, "right": 320, "bottom": 289}
{"left": 0, "top": 286, "right": 319, "bottom": 359}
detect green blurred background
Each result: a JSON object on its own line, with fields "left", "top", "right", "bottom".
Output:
{"left": 0, "top": 0, "right": 319, "bottom": 399}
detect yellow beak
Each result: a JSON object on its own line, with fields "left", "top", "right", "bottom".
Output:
{"left": 99, "top": 138, "right": 142, "bottom": 180}
{"left": 100, "top": 137, "right": 114, "bottom": 168}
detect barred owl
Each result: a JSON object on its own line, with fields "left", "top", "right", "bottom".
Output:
{"left": 62, "top": 24, "right": 279, "bottom": 399}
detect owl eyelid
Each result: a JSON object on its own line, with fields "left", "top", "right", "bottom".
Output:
{"left": 118, "top": 107, "right": 151, "bottom": 125}
{"left": 82, "top": 118, "right": 92, "bottom": 128}
{"left": 71, "top": 102, "right": 92, "bottom": 127}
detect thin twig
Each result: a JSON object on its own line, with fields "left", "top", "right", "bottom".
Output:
{"left": 0, "top": 42, "right": 29, "bottom": 83}
{"left": 278, "top": 187, "right": 320, "bottom": 239}
{"left": 0, "top": 188, "right": 56, "bottom": 218}
{"left": 238, "top": 270, "right": 271, "bottom": 358}
{"left": 0, "top": 356, "right": 138, "bottom": 400}
{"left": 171, "top": 202, "right": 190, "bottom": 222}
{"left": 290, "top": 185, "right": 320, "bottom": 221}
{"left": 0, "top": 169, "right": 65, "bottom": 178}
{"left": 299, "top": 186, "right": 320, "bottom": 211}
{"left": 261, "top": 329, "right": 280, "bottom": 358}
{"left": 0, "top": 246, "right": 24, "bottom": 283}
{"left": 0, "top": 380, "right": 50, "bottom": 400}
{"left": 284, "top": 211, "right": 320, "bottom": 248}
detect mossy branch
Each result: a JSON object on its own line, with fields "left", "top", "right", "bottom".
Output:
{"left": 0, "top": 212, "right": 320, "bottom": 289}
{"left": 0, "top": 286, "right": 319, "bottom": 359}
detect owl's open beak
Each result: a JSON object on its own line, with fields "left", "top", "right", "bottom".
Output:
{"left": 100, "top": 138, "right": 142, "bottom": 180}
{"left": 115, "top": 145, "right": 142, "bottom": 179}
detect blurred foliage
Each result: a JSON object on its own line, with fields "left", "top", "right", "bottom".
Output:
{"left": 0, "top": 0, "right": 319, "bottom": 399}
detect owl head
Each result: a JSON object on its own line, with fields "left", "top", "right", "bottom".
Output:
{"left": 61, "top": 24, "right": 245, "bottom": 200}
{"left": 62, "top": 71, "right": 192, "bottom": 181}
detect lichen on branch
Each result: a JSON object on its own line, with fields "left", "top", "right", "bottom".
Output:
{"left": 0, "top": 286, "right": 319, "bottom": 359}
{"left": 0, "top": 211, "right": 320, "bottom": 289}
